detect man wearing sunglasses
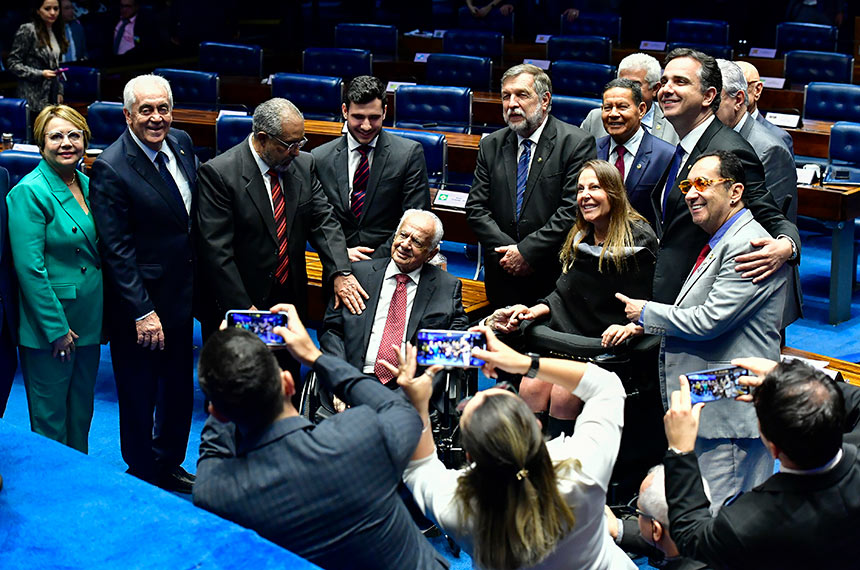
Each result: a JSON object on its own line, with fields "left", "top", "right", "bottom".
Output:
{"left": 617, "top": 150, "right": 789, "bottom": 511}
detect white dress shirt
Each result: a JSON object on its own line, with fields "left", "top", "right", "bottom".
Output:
{"left": 247, "top": 135, "right": 281, "bottom": 213}
{"left": 608, "top": 126, "right": 644, "bottom": 183}
{"left": 128, "top": 128, "right": 192, "bottom": 214}
{"left": 516, "top": 114, "right": 549, "bottom": 176}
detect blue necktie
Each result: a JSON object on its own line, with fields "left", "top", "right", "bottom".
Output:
{"left": 154, "top": 151, "right": 188, "bottom": 219}
{"left": 516, "top": 139, "right": 532, "bottom": 220}
{"left": 662, "top": 144, "right": 685, "bottom": 220}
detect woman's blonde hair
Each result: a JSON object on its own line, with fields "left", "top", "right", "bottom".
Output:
{"left": 33, "top": 104, "right": 91, "bottom": 151}
{"left": 455, "top": 393, "right": 577, "bottom": 570}
{"left": 559, "top": 159, "right": 647, "bottom": 273}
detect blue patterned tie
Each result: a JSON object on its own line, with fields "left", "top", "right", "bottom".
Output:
{"left": 516, "top": 139, "right": 532, "bottom": 220}
{"left": 661, "top": 144, "right": 685, "bottom": 220}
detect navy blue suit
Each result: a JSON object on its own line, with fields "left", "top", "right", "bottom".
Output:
{"left": 89, "top": 129, "right": 197, "bottom": 482}
{"left": 597, "top": 130, "right": 675, "bottom": 223}
{"left": 0, "top": 166, "right": 18, "bottom": 415}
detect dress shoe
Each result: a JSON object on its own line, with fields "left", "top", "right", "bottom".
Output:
{"left": 158, "top": 466, "right": 195, "bottom": 494}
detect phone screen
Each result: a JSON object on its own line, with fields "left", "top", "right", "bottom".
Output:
{"left": 686, "top": 366, "right": 752, "bottom": 404}
{"left": 416, "top": 330, "right": 487, "bottom": 368}
{"left": 225, "top": 310, "right": 288, "bottom": 346}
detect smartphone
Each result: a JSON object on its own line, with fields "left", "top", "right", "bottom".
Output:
{"left": 225, "top": 310, "right": 288, "bottom": 346}
{"left": 685, "top": 366, "right": 752, "bottom": 404}
{"left": 833, "top": 170, "right": 850, "bottom": 181}
{"left": 416, "top": 329, "right": 487, "bottom": 368}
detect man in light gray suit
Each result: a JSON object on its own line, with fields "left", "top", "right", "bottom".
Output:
{"left": 580, "top": 53, "right": 679, "bottom": 145}
{"left": 735, "top": 60, "right": 795, "bottom": 156}
{"left": 617, "top": 151, "right": 788, "bottom": 511}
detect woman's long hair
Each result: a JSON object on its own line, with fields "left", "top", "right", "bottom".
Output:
{"left": 31, "top": 0, "right": 69, "bottom": 54}
{"left": 455, "top": 393, "right": 577, "bottom": 569}
{"left": 559, "top": 159, "right": 646, "bottom": 273}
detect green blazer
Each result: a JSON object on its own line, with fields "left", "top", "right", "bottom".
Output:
{"left": 6, "top": 160, "right": 102, "bottom": 349}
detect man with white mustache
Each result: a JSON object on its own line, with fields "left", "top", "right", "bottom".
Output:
{"left": 466, "top": 63, "right": 596, "bottom": 308}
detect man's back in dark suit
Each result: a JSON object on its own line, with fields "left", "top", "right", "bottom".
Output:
{"left": 0, "top": 166, "right": 18, "bottom": 415}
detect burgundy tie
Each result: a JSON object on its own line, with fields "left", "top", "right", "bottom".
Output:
{"left": 351, "top": 145, "right": 371, "bottom": 218}
{"left": 614, "top": 145, "right": 626, "bottom": 179}
{"left": 374, "top": 274, "right": 410, "bottom": 383}
{"left": 693, "top": 243, "right": 711, "bottom": 272}
{"left": 267, "top": 169, "right": 290, "bottom": 284}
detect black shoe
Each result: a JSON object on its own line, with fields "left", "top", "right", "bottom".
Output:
{"left": 158, "top": 466, "right": 195, "bottom": 494}
{"left": 421, "top": 524, "right": 442, "bottom": 538}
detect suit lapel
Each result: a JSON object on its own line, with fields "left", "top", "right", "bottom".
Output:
{"left": 626, "top": 133, "right": 652, "bottom": 191}
{"left": 165, "top": 132, "right": 196, "bottom": 191}
{"left": 363, "top": 132, "right": 389, "bottom": 218}
{"left": 738, "top": 116, "right": 754, "bottom": 140}
{"left": 663, "top": 119, "right": 722, "bottom": 231}
{"left": 503, "top": 131, "right": 518, "bottom": 214}
{"left": 124, "top": 131, "right": 187, "bottom": 228}
{"left": 240, "top": 144, "right": 279, "bottom": 245}
{"left": 407, "top": 265, "right": 437, "bottom": 340}
{"left": 522, "top": 117, "right": 556, "bottom": 211}
{"left": 283, "top": 166, "right": 302, "bottom": 243}
{"left": 334, "top": 138, "right": 351, "bottom": 213}
{"left": 597, "top": 136, "right": 610, "bottom": 161}
{"left": 40, "top": 162, "right": 97, "bottom": 254}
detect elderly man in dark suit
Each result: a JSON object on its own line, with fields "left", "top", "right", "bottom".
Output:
{"left": 312, "top": 76, "right": 431, "bottom": 262}
{"left": 0, "top": 166, "right": 17, "bottom": 417}
{"left": 466, "top": 63, "right": 596, "bottom": 308}
{"left": 90, "top": 74, "right": 197, "bottom": 493}
{"left": 735, "top": 60, "right": 795, "bottom": 155}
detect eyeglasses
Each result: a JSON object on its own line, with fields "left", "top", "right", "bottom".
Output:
{"left": 678, "top": 177, "right": 734, "bottom": 194}
{"left": 613, "top": 494, "right": 657, "bottom": 521}
{"left": 45, "top": 129, "right": 84, "bottom": 145}
{"left": 456, "top": 381, "right": 517, "bottom": 414}
{"left": 267, "top": 133, "right": 307, "bottom": 153}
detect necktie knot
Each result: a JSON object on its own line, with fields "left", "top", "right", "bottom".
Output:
{"left": 155, "top": 151, "right": 167, "bottom": 166}
{"left": 616, "top": 145, "right": 625, "bottom": 158}
{"left": 357, "top": 144, "right": 372, "bottom": 157}
{"left": 395, "top": 273, "right": 410, "bottom": 285}
{"left": 522, "top": 139, "right": 532, "bottom": 150}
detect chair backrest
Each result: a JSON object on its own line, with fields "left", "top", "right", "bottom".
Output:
{"left": 386, "top": 128, "right": 448, "bottom": 187}
{"left": 551, "top": 61, "right": 616, "bottom": 97}
{"left": 86, "top": 101, "right": 126, "bottom": 149}
{"left": 154, "top": 68, "right": 220, "bottom": 108}
{"left": 394, "top": 85, "right": 472, "bottom": 134}
{"left": 829, "top": 121, "right": 860, "bottom": 165}
{"left": 303, "top": 48, "right": 372, "bottom": 82}
{"left": 0, "top": 166, "right": 9, "bottom": 198}
{"left": 803, "top": 82, "right": 860, "bottom": 123}
{"left": 271, "top": 73, "right": 343, "bottom": 122}
{"left": 443, "top": 29, "right": 504, "bottom": 60}
{"left": 547, "top": 36, "right": 612, "bottom": 65}
{"left": 62, "top": 66, "right": 101, "bottom": 102}
{"left": 456, "top": 6, "right": 514, "bottom": 37}
{"left": 426, "top": 54, "right": 492, "bottom": 91}
{"left": 199, "top": 42, "right": 263, "bottom": 76}
{"left": 560, "top": 12, "right": 621, "bottom": 43}
{"left": 335, "top": 23, "right": 398, "bottom": 61}
{"left": 776, "top": 22, "right": 837, "bottom": 54}
{"left": 666, "top": 19, "right": 729, "bottom": 45}
{"left": 0, "top": 98, "right": 29, "bottom": 143}
{"left": 665, "top": 42, "right": 733, "bottom": 60}
{"left": 551, "top": 95, "right": 602, "bottom": 127}
{"left": 215, "top": 114, "right": 253, "bottom": 155}
{"left": 0, "top": 151, "right": 42, "bottom": 187}
{"left": 785, "top": 50, "right": 854, "bottom": 86}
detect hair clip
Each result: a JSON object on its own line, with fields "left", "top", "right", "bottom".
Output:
{"left": 516, "top": 468, "right": 529, "bottom": 481}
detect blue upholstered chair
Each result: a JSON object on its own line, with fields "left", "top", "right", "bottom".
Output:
{"left": 62, "top": 66, "right": 100, "bottom": 102}
{"left": 666, "top": 42, "right": 733, "bottom": 60}
{"left": 0, "top": 151, "right": 42, "bottom": 187}
{"left": 547, "top": 36, "right": 612, "bottom": 65}
{"left": 154, "top": 68, "right": 220, "bottom": 109}
{"left": 335, "top": 23, "right": 398, "bottom": 61}
{"left": 824, "top": 122, "right": 860, "bottom": 182}
{"left": 0, "top": 167, "right": 8, "bottom": 197}
{"left": 551, "top": 95, "right": 602, "bottom": 127}
{"left": 199, "top": 42, "right": 263, "bottom": 76}
{"left": 560, "top": 12, "right": 621, "bottom": 43}
{"left": 551, "top": 61, "right": 616, "bottom": 97}
{"left": 803, "top": 82, "right": 860, "bottom": 123}
{"left": 215, "top": 114, "right": 253, "bottom": 155}
{"left": 426, "top": 54, "right": 492, "bottom": 91}
{"left": 666, "top": 19, "right": 730, "bottom": 45}
{"left": 386, "top": 128, "right": 448, "bottom": 187}
{"left": 443, "top": 29, "right": 504, "bottom": 61}
{"left": 271, "top": 73, "right": 343, "bottom": 122}
{"left": 776, "top": 22, "right": 838, "bottom": 54}
{"left": 785, "top": 50, "right": 854, "bottom": 86}
{"left": 456, "top": 6, "right": 514, "bottom": 37}
{"left": 86, "top": 101, "right": 126, "bottom": 150}
{"left": 394, "top": 85, "right": 472, "bottom": 134}
{"left": 303, "top": 48, "right": 372, "bottom": 81}
{"left": 0, "top": 98, "right": 29, "bottom": 143}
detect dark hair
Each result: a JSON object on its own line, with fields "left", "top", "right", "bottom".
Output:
{"left": 31, "top": 0, "right": 69, "bottom": 53}
{"left": 197, "top": 328, "right": 285, "bottom": 432}
{"left": 664, "top": 48, "right": 721, "bottom": 113}
{"left": 345, "top": 75, "right": 386, "bottom": 109}
{"left": 696, "top": 150, "right": 746, "bottom": 186}
{"left": 754, "top": 360, "right": 845, "bottom": 469}
{"left": 603, "top": 78, "right": 643, "bottom": 106}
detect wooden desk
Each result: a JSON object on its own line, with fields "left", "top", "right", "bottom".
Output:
{"left": 787, "top": 119, "right": 832, "bottom": 159}
{"left": 783, "top": 347, "right": 860, "bottom": 387}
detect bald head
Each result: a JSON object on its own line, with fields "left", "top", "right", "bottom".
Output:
{"left": 735, "top": 61, "right": 763, "bottom": 113}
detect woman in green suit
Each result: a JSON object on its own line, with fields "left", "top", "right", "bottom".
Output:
{"left": 6, "top": 105, "right": 102, "bottom": 453}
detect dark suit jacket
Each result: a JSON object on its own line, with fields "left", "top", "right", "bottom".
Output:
{"left": 597, "top": 130, "right": 676, "bottom": 223}
{"left": 311, "top": 129, "right": 431, "bottom": 258}
{"left": 90, "top": 129, "right": 197, "bottom": 329}
{"left": 0, "top": 166, "right": 17, "bottom": 345}
{"left": 62, "top": 19, "right": 87, "bottom": 62}
{"left": 466, "top": 115, "right": 596, "bottom": 306}
{"left": 649, "top": 117, "right": 800, "bottom": 303}
{"left": 196, "top": 140, "right": 350, "bottom": 320}
{"left": 319, "top": 257, "right": 468, "bottom": 369}
{"left": 193, "top": 354, "right": 449, "bottom": 570}
{"left": 665, "top": 444, "right": 860, "bottom": 570}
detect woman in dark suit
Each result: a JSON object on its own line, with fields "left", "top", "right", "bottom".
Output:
{"left": 6, "top": 105, "right": 102, "bottom": 453}
{"left": 7, "top": 0, "right": 68, "bottom": 115}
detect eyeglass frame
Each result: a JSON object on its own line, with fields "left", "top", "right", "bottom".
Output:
{"left": 44, "top": 129, "right": 85, "bottom": 145}
{"left": 265, "top": 132, "right": 308, "bottom": 153}
{"left": 678, "top": 176, "right": 735, "bottom": 195}
{"left": 455, "top": 380, "right": 518, "bottom": 414}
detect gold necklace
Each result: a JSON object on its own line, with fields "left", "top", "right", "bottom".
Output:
{"left": 63, "top": 171, "right": 77, "bottom": 187}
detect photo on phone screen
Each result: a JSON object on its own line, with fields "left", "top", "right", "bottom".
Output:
{"left": 686, "top": 366, "right": 752, "bottom": 404}
{"left": 416, "top": 329, "right": 487, "bottom": 368}
{"left": 225, "top": 310, "right": 288, "bottom": 346}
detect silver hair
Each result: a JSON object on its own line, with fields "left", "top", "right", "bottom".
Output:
{"left": 123, "top": 74, "right": 173, "bottom": 113}
{"left": 639, "top": 464, "right": 710, "bottom": 531}
{"left": 501, "top": 63, "right": 553, "bottom": 112}
{"left": 399, "top": 209, "right": 444, "bottom": 250}
{"left": 252, "top": 98, "right": 304, "bottom": 136}
{"left": 618, "top": 53, "right": 662, "bottom": 88}
{"left": 716, "top": 59, "right": 748, "bottom": 106}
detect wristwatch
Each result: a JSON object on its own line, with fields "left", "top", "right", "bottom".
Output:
{"left": 525, "top": 352, "right": 540, "bottom": 378}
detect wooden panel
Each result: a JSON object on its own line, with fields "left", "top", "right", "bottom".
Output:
{"left": 783, "top": 347, "right": 860, "bottom": 387}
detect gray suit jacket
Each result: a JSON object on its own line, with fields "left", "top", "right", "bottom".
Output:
{"left": 739, "top": 116, "right": 797, "bottom": 223}
{"left": 754, "top": 110, "right": 794, "bottom": 156}
{"left": 643, "top": 210, "right": 788, "bottom": 440}
{"left": 581, "top": 103, "right": 680, "bottom": 146}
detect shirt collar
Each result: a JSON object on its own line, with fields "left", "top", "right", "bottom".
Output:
{"left": 346, "top": 130, "right": 378, "bottom": 152}
{"left": 733, "top": 112, "right": 748, "bottom": 134}
{"left": 609, "top": 126, "right": 644, "bottom": 157}
{"left": 678, "top": 114, "right": 716, "bottom": 157}
{"left": 128, "top": 127, "right": 163, "bottom": 162}
{"left": 781, "top": 448, "right": 843, "bottom": 475}
{"left": 750, "top": 107, "right": 761, "bottom": 120}
{"left": 516, "top": 114, "right": 548, "bottom": 148}
{"left": 708, "top": 207, "right": 747, "bottom": 248}
{"left": 384, "top": 258, "right": 423, "bottom": 285}
{"left": 642, "top": 104, "right": 655, "bottom": 128}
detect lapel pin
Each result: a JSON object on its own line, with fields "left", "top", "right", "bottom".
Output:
{"left": 180, "top": 149, "right": 185, "bottom": 155}
{"left": 537, "top": 157, "right": 542, "bottom": 162}
{"left": 636, "top": 163, "right": 642, "bottom": 169}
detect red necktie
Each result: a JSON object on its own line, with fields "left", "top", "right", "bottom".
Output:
{"left": 267, "top": 169, "right": 290, "bottom": 284}
{"left": 351, "top": 145, "right": 371, "bottom": 218}
{"left": 693, "top": 243, "right": 711, "bottom": 272}
{"left": 374, "top": 274, "right": 410, "bottom": 383}
{"left": 614, "top": 145, "right": 626, "bottom": 179}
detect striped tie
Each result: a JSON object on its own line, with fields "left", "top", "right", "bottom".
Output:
{"left": 516, "top": 139, "right": 532, "bottom": 220}
{"left": 374, "top": 274, "right": 411, "bottom": 384}
{"left": 351, "top": 145, "right": 372, "bottom": 218}
{"left": 268, "top": 169, "right": 290, "bottom": 284}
